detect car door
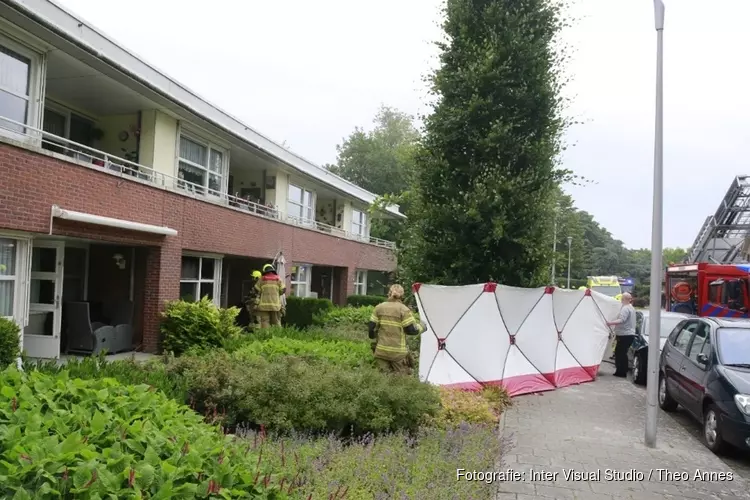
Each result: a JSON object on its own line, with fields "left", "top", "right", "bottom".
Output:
{"left": 663, "top": 320, "right": 698, "bottom": 404}
{"left": 679, "top": 320, "right": 712, "bottom": 418}
{"left": 629, "top": 312, "right": 645, "bottom": 366}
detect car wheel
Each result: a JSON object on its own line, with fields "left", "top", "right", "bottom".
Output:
{"left": 703, "top": 405, "right": 727, "bottom": 455}
{"left": 658, "top": 374, "right": 677, "bottom": 412}
{"left": 632, "top": 352, "right": 647, "bottom": 386}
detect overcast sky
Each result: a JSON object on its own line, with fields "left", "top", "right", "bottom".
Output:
{"left": 56, "top": 0, "right": 750, "bottom": 250}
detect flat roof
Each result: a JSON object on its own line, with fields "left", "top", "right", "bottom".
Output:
{"left": 4, "top": 0, "right": 404, "bottom": 218}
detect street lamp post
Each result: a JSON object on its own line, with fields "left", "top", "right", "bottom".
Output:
{"left": 551, "top": 209, "right": 558, "bottom": 285}
{"left": 567, "top": 236, "right": 573, "bottom": 289}
{"left": 645, "top": 0, "right": 665, "bottom": 449}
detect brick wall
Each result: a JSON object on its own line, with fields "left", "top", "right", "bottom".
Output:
{"left": 1, "top": 141, "right": 397, "bottom": 352}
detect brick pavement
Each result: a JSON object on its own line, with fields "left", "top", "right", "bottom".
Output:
{"left": 494, "top": 367, "right": 750, "bottom": 499}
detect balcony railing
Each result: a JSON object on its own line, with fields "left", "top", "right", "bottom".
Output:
{"left": 0, "top": 116, "right": 396, "bottom": 250}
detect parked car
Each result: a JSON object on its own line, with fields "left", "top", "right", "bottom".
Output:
{"left": 658, "top": 317, "right": 750, "bottom": 454}
{"left": 628, "top": 310, "right": 694, "bottom": 385}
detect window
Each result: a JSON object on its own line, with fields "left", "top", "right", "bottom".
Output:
{"left": 354, "top": 270, "right": 367, "bottom": 296}
{"left": 672, "top": 321, "right": 698, "bottom": 355}
{"left": 287, "top": 184, "right": 314, "bottom": 223}
{"left": 290, "top": 264, "right": 311, "bottom": 297}
{"left": 687, "top": 323, "right": 710, "bottom": 365}
{"left": 716, "top": 327, "right": 750, "bottom": 366}
{"left": 0, "top": 35, "right": 41, "bottom": 138}
{"left": 0, "top": 238, "right": 17, "bottom": 318}
{"left": 42, "top": 103, "right": 97, "bottom": 155}
{"left": 351, "top": 209, "right": 368, "bottom": 239}
{"left": 180, "top": 255, "right": 222, "bottom": 306}
{"left": 178, "top": 133, "right": 227, "bottom": 196}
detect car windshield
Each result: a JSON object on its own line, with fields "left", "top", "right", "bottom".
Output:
{"left": 717, "top": 328, "right": 750, "bottom": 366}
{"left": 591, "top": 286, "right": 620, "bottom": 298}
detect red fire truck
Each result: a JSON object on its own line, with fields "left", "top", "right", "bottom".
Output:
{"left": 665, "top": 263, "right": 750, "bottom": 317}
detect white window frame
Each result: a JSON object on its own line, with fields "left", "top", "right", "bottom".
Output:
{"left": 0, "top": 233, "right": 31, "bottom": 336}
{"left": 287, "top": 183, "right": 315, "bottom": 225}
{"left": 0, "top": 31, "right": 45, "bottom": 144}
{"left": 351, "top": 208, "right": 369, "bottom": 240}
{"left": 354, "top": 270, "right": 368, "bottom": 296}
{"left": 179, "top": 254, "right": 223, "bottom": 307}
{"left": 290, "top": 263, "right": 312, "bottom": 298}
{"left": 176, "top": 127, "right": 229, "bottom": 198}
{"left": 0, "top": 237, "right": 19, "bottom": 320}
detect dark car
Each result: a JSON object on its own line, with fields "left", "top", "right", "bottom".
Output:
{"left": 658, "top": 317, "right": 750, "bottom": 454}
{"left": 628, "top": 310, "right": 694, "bottom": 385}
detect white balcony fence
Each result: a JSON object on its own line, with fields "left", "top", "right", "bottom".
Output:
{"left": 0, "top": 115, "right": 396, "bottom": 250}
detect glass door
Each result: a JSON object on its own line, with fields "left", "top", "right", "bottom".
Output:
{"left": 23, "top": 241, "right": 64, "bottom": 359}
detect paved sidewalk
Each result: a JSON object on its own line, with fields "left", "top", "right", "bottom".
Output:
{"left": 496, "top": 368, "right": 750, "bottom": 500}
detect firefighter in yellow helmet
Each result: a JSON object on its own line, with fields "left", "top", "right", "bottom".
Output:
{"left": 243, "top": 270, "right": 262, "bottom": 328}
{"left": 254, "top": 264, "right": 285, "bottom": 328}
{"left": 368, "top": 284, "right": 425, "bottom": 374}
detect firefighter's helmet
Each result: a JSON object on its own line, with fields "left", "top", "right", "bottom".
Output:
{"left": 252, "top": 270, "right": 261, "bottom": 279}
{"left": 262, "top": 264, "right": 275, "bottom": 274}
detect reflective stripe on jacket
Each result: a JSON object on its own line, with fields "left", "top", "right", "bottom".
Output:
{"left": 254, "top": 273, "right": 285, "bottom": 312}
{"left": 370, "top": 299, "right": 422, "bottom": 361}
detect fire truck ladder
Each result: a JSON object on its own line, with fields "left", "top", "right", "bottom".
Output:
{"left": 688, "top": 175, "right": 750, "bottom": 264}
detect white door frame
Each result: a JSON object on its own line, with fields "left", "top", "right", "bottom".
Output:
{"left": 24, "top": 240, "right": 65, "bottom": 359}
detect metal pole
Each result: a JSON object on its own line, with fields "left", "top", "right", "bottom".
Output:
{"left": 551, "top": 214, "right": 558, "bottom": 284}
{"left": 567, "top": 236, "right": 573, "bottom": 289}
{"left": 645, "top": 0, "right": 665, "bottom": 449}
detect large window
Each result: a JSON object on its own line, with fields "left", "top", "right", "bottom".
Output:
{"left": 0, "top": 35, "right": 40, "bottom": 137}
{"left": 351, "top": 209, "right": 368, "bottom": 239}
{"left": 290, "top": 264, "right": 311, "bottom": 298}
{"left": 180, "top": 255, "right": 222, "bottom": 306}
{"left": 287, "top": 184, "right": 314, "bottom": 223}
{"left": 178, "top": 133, "right": 227, "bottom": 196}
{"left": 354, "top": 270, "right": 367, "bottom": 296}
{"left": 0, "top": 238, "right": 17, "bottom": 318}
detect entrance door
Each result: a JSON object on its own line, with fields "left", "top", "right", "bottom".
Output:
{"left": 24, "top": 241, "right": 64, "bottom": 359}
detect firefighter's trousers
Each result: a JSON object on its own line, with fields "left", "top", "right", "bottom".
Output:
{"left": 257, "top": 310, "right": 282, "bottom": 328}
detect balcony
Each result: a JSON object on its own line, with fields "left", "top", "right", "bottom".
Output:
{"left": 0, "top": 114, "right": 396, "bottom": 250}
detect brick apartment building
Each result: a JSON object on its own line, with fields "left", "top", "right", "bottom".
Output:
{"left": 0, "top": 0, "right": 401, "bottom": 358}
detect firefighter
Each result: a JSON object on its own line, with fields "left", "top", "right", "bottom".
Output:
{"left": 254, "top": 263, "right": 285, "bottom": 328}
{"left": 243, "top": 270, "right": 262, "bottom": 328}
{"left": 368, "top": 284, "right": 425, "bottom": 374}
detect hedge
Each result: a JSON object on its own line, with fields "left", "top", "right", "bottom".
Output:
{"left": 346, "top": 295, "right": 386, "bottom": 307}
{"left": 0, "top": 317, "right": 20, "bottom": 370}
{"left": 283, "top": 296, "right": 333, "bottom": 328}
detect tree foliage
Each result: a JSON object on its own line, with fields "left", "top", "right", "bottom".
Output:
{"left": 326, "top": 105, "right": 419, "bottom": 197}
{"left": 400, "top": 0, "right": 570, "bottom": 286}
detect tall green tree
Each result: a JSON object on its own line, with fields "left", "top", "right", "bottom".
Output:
{"left": 400, "top": 0, "right": 570, "bottom": 286}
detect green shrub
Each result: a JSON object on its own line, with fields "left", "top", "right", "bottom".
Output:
{"left": 314, "top": 305, "right": 374, "bottom": 326}
{"left": 25, "top": 352, "right": 188, "bottom": 402}
{"left": 0, "top": 368, "right": 291, "bottom": 498}
{"left": 283, "top": 296, "right": 333, "bottom": 328}
{"left": 0, "top": 317, "right": 20, "bottom": 370}
{"left": 235, "top": 336, "right": 374, "bottom": 369}
{"left": 166, "top": 351, "right": 441, "bottom": 436}
{"left": 160, "top": 298, "right": 243, "bottom": 356}
{"left": 346, "top": 295, "right": 385, "bottom": 307}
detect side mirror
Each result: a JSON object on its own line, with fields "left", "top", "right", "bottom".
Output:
{"left": 696, "top": 353, "right": 709, "bottom": 366}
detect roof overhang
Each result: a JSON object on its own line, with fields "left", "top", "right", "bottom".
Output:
{"left": 3, "top": 0, "right": 405, "bottom": 219}
{"left": 50, "top": 205, "right": 178, "bottom": 236}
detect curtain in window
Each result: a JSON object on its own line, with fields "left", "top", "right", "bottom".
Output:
{"left": 180, "top": 137, "right": 207, "bottom": 166}
{"left": 0, "top": 238, "right": 17, "bottom": 317}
